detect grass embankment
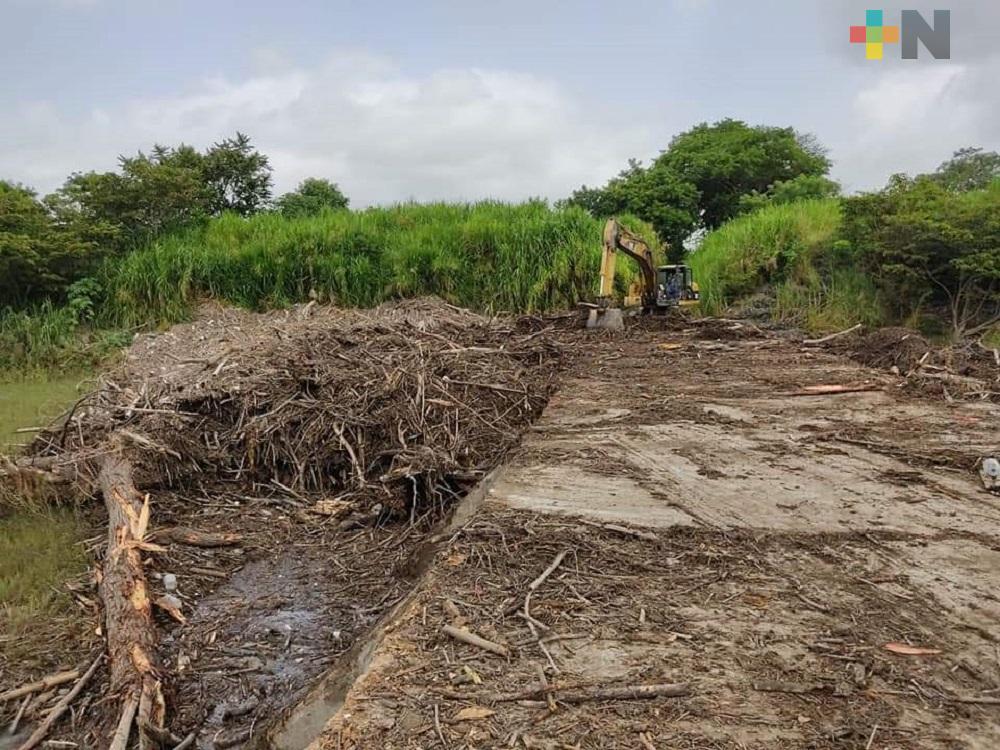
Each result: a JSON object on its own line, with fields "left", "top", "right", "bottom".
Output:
{"left": 689, "top": 199, "right": 884, "bottom": 331}
{"left": 0, "top": 510, "right": 91, "bottom": 666}
{"left": 103, "top": 202, "right": 648, "bottom": 326}
{"left": 2, "top": 202, "right": 652, "bottom": 375}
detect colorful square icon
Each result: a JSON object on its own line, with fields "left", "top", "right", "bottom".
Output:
{"left": 851, "top": 10, "right": 900, "bottom": 59}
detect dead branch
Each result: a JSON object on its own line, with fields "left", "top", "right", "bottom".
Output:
{"left": 16, "top": 654, "right": 102, "bottom": 750}
{"left": 803, "top": 323, "right": 862, "bottom": 345}
{"left": 454, "top": 680, "right": 692, "bottom": 705}
{"left": 0, "top": 670, "right": 80, "bottom": 703}
{"left": 786, "top": 384, "right": 880, "bottom": 397}
{"left": 109, "top": 691, "right": 139, "bottom": 750}
{"left": 150, "top": 526, "right": 243, "bottom": 548}
{"left": 441, "top": 625, "right": 509, "bottom": 657}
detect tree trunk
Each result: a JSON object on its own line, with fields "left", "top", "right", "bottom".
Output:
{"left": 98, "top": 454, "right": 166, "bottom": 749}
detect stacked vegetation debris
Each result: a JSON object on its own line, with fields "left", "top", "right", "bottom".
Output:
{"left": 18, "top": 298, "right": 563, "bottom": 503}
{"left": 846, "top": 327, "right": 1000, "bottom": 401}
{"left": 851, "top": 327, "right": 931, "bottom": 372}
{"left": 0, "top": 297, "right": 565, "bottom": 749}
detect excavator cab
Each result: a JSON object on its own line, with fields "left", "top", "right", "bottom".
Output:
{"left": 585, "top": 218, "right": 699, "bottom": 328}
{"left": 657, "top": 264, "right": 700, "bottom": 308}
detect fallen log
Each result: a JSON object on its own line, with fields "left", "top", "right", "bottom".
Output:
{"left": 98, "top": 454, "right": 166, "bottom": 750}
{"left": 150, "top": 526, "right": 243, "bottom": 548}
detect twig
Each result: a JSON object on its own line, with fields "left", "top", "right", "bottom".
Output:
{"left": 441, "top": 625, "right": 509, "bottom": 657}
{"left": 433, "top": 704, "right": 447, "bottom": 748}
{"left": 1, "top": 671, "right": 80, "bottom": 703}
{"left": 802, "top": 324, "right": 862, "bottom": 346}
{"left": 865, "top": 723, "right": 879, "bottom": 750}
{"left": 529, "top": 550, "right": 569, "bottom": 591}
{"left": 8, "top": 695, "right": 30, "bottom": 735}
{"left": 471, "top": 681, "right": 691, "bottom": 705}
{"left": 950, "top": 695, "right": 1000, "bottom": 706}
{"left": 108, "top": 691, "right": 139, "bottom": 750}
{"left": 786, "top": 384, "right": 879, "bottom": 397}
{"left": 16, "top": 655, "right": 102, "bottom": 750}
{"left": 577, "top": 520, "right": 658, "bottom": 542}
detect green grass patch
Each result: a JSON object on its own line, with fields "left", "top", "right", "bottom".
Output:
{"left": 101, "top": 202, "right": 654, "bottom": 326}
{"left": 0, "top": 509, "right": 90, "bottom": 664}
{"left": 0, "top": 374, "right": 88, "bottom": 450}
{"left": 0, "top": 303, "right": 129, "bottom": 377}
{"left": 688, "top": 199, "right": 884, "bottom": 331}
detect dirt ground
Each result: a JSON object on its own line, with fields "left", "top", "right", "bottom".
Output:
{"left": 2, "top": 312, "right": 998, "bottom": 750}
{"left": 304, "top": 320, "right": 1000, "bottom": 750}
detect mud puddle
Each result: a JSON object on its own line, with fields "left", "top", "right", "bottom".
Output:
{"left": 268, "top": 469, "right": 496, "bottom": 750}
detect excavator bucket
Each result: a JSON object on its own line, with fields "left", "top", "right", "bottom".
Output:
{"left": 586, "top": 307, "right": 624, "bottom": 330}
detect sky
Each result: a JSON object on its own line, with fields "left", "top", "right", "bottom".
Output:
{"left": 1, "top": 0, "right": 998, "bottom": 205}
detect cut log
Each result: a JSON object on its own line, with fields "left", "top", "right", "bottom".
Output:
{"left": 150, "top": 526, "right": 243, "bottom": 548}
{"left": 98, "top": 454, "right": 166, "bottom": 750}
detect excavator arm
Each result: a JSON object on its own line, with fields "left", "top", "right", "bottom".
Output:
{"left": 599, "top": 219, "right": 658, "bottom": 307}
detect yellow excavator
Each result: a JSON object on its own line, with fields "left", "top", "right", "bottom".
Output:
{"left": 585, "top": 218, "right": 699, "bottom": 328}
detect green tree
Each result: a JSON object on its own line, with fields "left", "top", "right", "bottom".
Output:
{"left": 563, "top": 159, "right": 699, "bottom": 258}
{"left": 655, "top": 119, "right": 830, "bottom": 229}
{"left": 563, "top": 119, "right": 831, "bottom": 252}
{"left": 0, "top": 181, "right": 100, "bottom": 307}
{"left": 843, "top": 176, "right": 1000, "bottom": 337}
{"left": 202, "top": 132, "right": 273, "bottom": 216}
{"left": 931, "top": 147, "right": 1000, "bottom": 192}
{"left": 275, "top": 178, "right": 349, "bottom": 217}
{"left": 46, "top": 133, "right": 272, "bottom": 256}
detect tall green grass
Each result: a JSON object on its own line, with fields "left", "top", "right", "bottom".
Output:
{"left": 0, "top": 303, "right": 130, "bottom": 376}
{"left": 102, "top": 202, "right": 652, "bottom": 326}
{"left": 0, "top": 509, "right": 90, "bottom": 664}
{"left": 688, "top": 199, "right": 884, "bottom": 330}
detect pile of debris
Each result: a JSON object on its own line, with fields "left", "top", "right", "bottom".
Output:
{"left": 0, "top": 298, "right": 565, "bottom": 749}
{"left": 847, "top": 327, "right": 1000, "bottom": 401}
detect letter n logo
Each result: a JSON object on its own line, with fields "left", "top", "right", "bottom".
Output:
{"left": 901, "top": 10, "right": 951, "bottom": 59}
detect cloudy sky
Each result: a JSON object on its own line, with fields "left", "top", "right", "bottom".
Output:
{"left": 1, "top": 0, "right": 998, "bottom": 204}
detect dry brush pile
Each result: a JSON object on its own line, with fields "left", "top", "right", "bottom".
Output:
{"left": 1, "top": 297, "right": 567, "bottom": 749}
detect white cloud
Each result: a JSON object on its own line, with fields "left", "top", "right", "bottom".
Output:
{"left": 831, "top": 57, "right": 1000, "bottom": 191}
{"left": 0, "top": 53, "right": 651, "bottom": 205}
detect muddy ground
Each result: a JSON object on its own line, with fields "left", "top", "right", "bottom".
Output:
{"left": 305, "top": 321, "right": 1000, "bottom": 750}
{"left": 2, "top": 312, "right": 998, "bottom": 749}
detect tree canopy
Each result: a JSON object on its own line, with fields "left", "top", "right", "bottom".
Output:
{"left": 275, "top": 178, "right": 350, "bottom": 218}
{"left": 0, "top": 181, "right": 101, "bottom": 307}
{"left": 842, "top": 176, "right": 1000, "bottom": 337}
{"left": 930, "top": 147, "right": 1000, "bottom": 192}
{"left": 47, "top": 133, "right": 272, "bottom": 255}
{"left": 563, "top": 119, "right": 831, "bottom": 255}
